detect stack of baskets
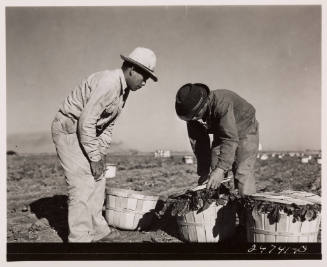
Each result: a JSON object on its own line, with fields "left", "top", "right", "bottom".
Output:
{"left": 244, "top": 190, "right": 321, "bottom": 242}
{"left": 105, "top": 188, "right": 159, "bottom": 230}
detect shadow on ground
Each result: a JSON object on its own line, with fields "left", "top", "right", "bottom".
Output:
{"left": 143, "top": 199, "right": 182, "bottom": 242}
{"left": 30, "top": 195, "right": 69, "bottom": 242}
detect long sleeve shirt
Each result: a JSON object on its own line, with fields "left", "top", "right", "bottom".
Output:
{"left": 57, "top": 69, "right": 128, "bottom": 162}
{"left": 187, "top": 89, "right": 256, "bottom": 175}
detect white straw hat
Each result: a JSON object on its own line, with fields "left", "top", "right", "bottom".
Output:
{"left": 120, "top": 47, "right": 158, "bottom": 82}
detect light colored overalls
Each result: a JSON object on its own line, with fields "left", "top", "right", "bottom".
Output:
{"left": 51, "top": 69, "right": 128, "bottom": 242}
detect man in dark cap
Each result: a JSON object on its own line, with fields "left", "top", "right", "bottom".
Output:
{"left": 175, "top": 83, "right": 259, "bottom": 196}
{"left": 51, "top": 47, "right": 158, "bottom": 242}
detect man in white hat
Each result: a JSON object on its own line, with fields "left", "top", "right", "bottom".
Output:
{"left": 51, "top": 47, "right": 158, "bottom": 242}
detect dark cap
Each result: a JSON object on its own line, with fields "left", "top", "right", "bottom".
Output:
{"left": 175, "top": 83, "right": 210, "bottom": 121}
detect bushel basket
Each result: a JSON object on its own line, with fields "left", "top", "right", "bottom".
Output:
{"left": 177, "top": 201, "right": 237, "bottom": 242}
{"left": 105, "top": 188, "right": 159, "bottom": 230}
{"left": 245, "top": 190, "right": 321, "bottom": 242}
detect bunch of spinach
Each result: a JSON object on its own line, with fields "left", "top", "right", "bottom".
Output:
{"left": 156, "top": 184, "right": 239, "bottom": 217}
{"left": 240, "top": 196, "right": 321, "bottom": 224}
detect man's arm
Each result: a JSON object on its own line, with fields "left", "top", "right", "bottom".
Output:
{"left": 78, "top": 75, "right": 117, "bottom": 162}
{"left": 98, "top": 120, "right": 116, "bottom": 158}
{"left": 212, "top": 102, "right": 239, "bottom": 171}
{"left": 207, "top": 102, "right": 239, "bottom": 189}
{"left": 187, "top": 121, "right": 211, "bottom": 178}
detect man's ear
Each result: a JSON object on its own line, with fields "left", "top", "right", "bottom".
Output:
{"left": 124, "top": 67, "right": 132, "bottom": 79}
{"left": 129, "top": 66, "right": 135, "bottom": 76}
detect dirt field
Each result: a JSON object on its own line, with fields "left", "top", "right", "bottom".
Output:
{"left": 7, "top": 153, "right": 321, "bottom": 243}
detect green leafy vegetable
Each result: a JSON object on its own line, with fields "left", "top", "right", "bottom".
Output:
{"left": 156, "top": 184, "right": 239, "bottom": 217}
{"left": 240, "top": 196, "right": 321, "bottom": 224}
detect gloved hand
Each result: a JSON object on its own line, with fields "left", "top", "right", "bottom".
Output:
{"left": 90, "top": 159, "right": 105, "bottom": 181}
{"left": 206, "top": 168, "right": 225, "bottom": 190}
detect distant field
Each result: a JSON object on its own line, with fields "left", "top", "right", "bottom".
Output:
{"left": 7, "top": 153, "right": 321, "bottom": 243}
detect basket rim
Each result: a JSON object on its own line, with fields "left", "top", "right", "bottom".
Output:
{"left": 106, "top": 187, "right": 159, "bottom": 200}
{"left": 247, "top": 228, "right": 319, "bottom": 237}
{"left": 105, "top": 163, "right": 117, "bottom": 167}
{"left": 248, "top": 190, "right": 321, "bottom": 205}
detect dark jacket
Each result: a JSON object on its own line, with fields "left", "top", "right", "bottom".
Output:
{"left": 187, "top": 89, "right": 256, "bottom": 175}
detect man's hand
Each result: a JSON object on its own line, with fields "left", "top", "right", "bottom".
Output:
{"left": 90, "top": 159, "right": 105, "bottom": 181}
{"left": 198, "top": 174, "right": 209, "bottom": 185}
{"left": 206, "top": 168, "right": 225, "bottom": 190}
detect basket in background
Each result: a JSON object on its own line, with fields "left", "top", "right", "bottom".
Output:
{"left": 183, "top": 156, "right": 194, "bottom": 164}
{"left": 104, "top": 163, "right": 117, "bottom": 179}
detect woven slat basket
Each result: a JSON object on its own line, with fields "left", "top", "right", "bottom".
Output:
{"left": 245, "top": 190, "right": 321, "bottom": 242}
{"left": 183, "top": 156, "right": 194, "bottom": 164}
{"left": 105, "top": 188, "right": 159, "bottom": 230}
{"left": 176, "top": 202, "right": 237, "bottom": 242}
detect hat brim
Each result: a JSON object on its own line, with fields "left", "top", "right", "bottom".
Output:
{"left": 176, "top": 97, "right": 208, "bottom": 121}
{"left": 120, "top": 55, "right": 158, "bottom": 82}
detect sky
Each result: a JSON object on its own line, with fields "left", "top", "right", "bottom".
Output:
{"left": 5, "top": 4, "right": 322, "bottom": 152}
